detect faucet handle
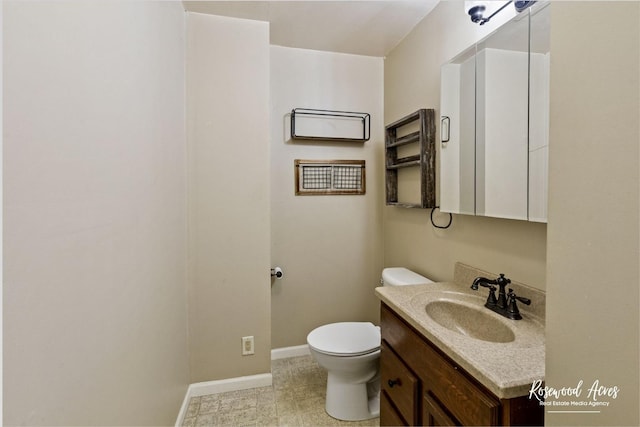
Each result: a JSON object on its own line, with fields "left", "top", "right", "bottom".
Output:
{"left": 507, "top": 288, "right": 531, "bottom": 305}
{"left": 486, "top": 285, "right": 498, "bottom": 306}
{"left": 506, "top": 288, "right": 531, "bottom": 320}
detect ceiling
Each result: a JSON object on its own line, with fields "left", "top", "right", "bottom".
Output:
{"left": 182, "top": 1, "right": 440, "bottom": 57}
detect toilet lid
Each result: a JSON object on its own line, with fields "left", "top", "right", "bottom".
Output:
{"left": 307, "top": 322, "right": 381, "bottom": 356}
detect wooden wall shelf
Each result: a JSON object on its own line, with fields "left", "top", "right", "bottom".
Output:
{"left": 385, "top": 109, "right": 436, "bottom": 209}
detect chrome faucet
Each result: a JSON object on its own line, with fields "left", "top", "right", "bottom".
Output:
{"left": 471, "top": 274, "right": 531, "bottom": 320}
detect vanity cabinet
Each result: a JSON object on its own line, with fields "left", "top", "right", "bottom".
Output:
{"left": 380, "top": 303, "right": 543, "bottom": 426}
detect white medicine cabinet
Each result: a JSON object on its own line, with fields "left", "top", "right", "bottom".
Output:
{"left": 440, "top": 4, "right": 550, "bottom": 222}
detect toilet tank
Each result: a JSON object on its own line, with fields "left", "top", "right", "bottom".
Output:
{"left": 381, "top": 267, "right": 433, "bottom": 286}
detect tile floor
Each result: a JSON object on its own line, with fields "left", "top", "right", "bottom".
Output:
{"left": 182, "top": 355, "right": 380, "bottom": 427}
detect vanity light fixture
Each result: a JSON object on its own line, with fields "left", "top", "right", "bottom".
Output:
{"left": 465, "top": 0, "right": 536, "bottom": 25}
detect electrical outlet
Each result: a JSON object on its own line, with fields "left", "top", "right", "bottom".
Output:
{"left": 242, "top": 336, "right": 254, "bottom": 356}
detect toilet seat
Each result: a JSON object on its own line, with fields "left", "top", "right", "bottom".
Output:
{"left": 307, "top": 322, "right": 380, "bottom": 357}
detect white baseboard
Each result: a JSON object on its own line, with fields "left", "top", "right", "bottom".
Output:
{"left": 175, "top": 345, "right": 310, "bottom": 426}
{"left": 175, "top": 373, "right": 273, "bottom": 426}
{"left": 189, "top": 373, "right": 273, "bottom": 397}
{"left": 175, "top": 385, "right": 192, "bottom": 427}
{"left": 271, "top": 344, "right": 310, "bottom": 359}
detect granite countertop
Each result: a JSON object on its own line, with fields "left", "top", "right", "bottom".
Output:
{"left": 375, "top": 263, "right": 545, "bottom": 400}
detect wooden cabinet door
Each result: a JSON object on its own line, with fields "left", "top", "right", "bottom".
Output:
{"left": 381, "top": 391, "right": 407, "bottom": 426}
{"left": 423, "top": 393, "right": 460, "bottom": 426}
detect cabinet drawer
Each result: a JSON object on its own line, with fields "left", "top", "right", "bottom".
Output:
{"left": 380, "top": 342, "right": 418, "bottom": 425}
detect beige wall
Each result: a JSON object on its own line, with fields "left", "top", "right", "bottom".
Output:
{"left": 3, "top": 1, "right": 189, "bottom": 425}
{"left": 387, "top": 1, "right": 640, "bottom": 424}
{"left": 384, "top": 2, "right": 547, "bottom": 290}
{"left": 186, "top": 13, "right": 271, "bottom": 382}
{"left": 5, "top": 2, "right": 638, "bottom": 425}
{"left": 270, "top": 46, "right": 384, "bottom": 348}
{"left": 546, "top": 2, "right": 639, "bottom": 425}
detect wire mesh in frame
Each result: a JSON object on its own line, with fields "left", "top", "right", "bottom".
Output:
{"left": 295, "top": 160, "right": 365, "bottom": 195}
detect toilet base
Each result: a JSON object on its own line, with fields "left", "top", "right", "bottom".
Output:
{"left": 325, "top": 373, "right": 380, "bottom": 421}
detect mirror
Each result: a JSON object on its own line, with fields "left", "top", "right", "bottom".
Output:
{"left": 475, "top": 11, "right": 530, "bottom": 220}
{"left": 440, "top": 4, "right": 550, "bottom": 222}
{"left": 440, "top": 45, "right": 476, "bottom": 215}
{"left": 528, "top": 5, "right": 550, "bottom": 222}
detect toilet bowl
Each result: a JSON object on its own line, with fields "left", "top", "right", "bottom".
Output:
{"left": 307, "top": 322, "right": 381, "bottom": 421}
{"left": 307, "top": 267, "right": 433, "bottom": 421}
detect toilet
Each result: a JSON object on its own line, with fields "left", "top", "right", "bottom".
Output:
{"left": 306, "top": 267, "right": 433, "bottom": 421}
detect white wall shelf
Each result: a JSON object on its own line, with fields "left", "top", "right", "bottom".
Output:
{"left": 290, "top": 108, "right": 370, "bottom": 142}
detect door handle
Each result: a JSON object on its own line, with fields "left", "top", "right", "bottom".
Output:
{"left": 441, "top": 116, "right": 450, "bottom": 143}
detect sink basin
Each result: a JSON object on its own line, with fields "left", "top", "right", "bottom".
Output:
{"left": 425, "top": 300, "right": 516, "bottom": 343}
